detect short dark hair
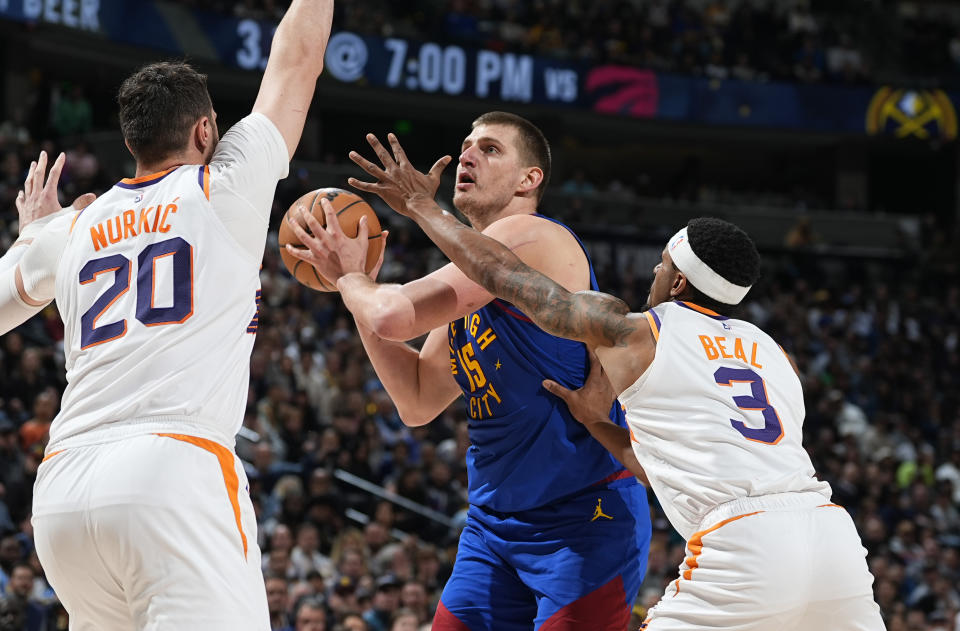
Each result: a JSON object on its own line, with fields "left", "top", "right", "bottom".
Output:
{"left": 472, "top": 111, "right": 551, "bottom": 202}
{"left": 681, "top": 217, "right": 761, "bottom": 314}
{"left": 294, "top": 596, "right": 326, "bottom": 617}
{"left": 117, "top": 61, "right": 213, "bottom": 165}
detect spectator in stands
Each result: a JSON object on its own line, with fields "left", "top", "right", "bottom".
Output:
{"left": 292, "top": 596, "right": 327, "bottom": 631}
{"left": 388, "top": 608, "right": 418, "bottom": 631}
{"left": 362, "top": 574, "right": 402, "bottom": 631}
{"left": 339, "top": 613, "right": 368, "bottom": 631}
{"left": 398, "top": 580, "right": 430, "bottom": 625}
{"left": 0, "top": 563, "right": 47, "bottom": 631}
{"left": 266, "top": 575, "right": 292, "bottom": 631}
{"left": 0, "top": 110, "right": 30, "bottom": 147}
{"left": 51, "top": 84, "right": 92, "bottom": 139}
{"left": 561, "top": 168, "right": 596, "bottom": 195}
{"left": 18, "top": 387, "right": 56, "bottom": 453}
{"left": 292, "top": 522, "right": 336, "bottom": 582}
{"left": 0, "top": 423, "right": 27, "bottom": 534}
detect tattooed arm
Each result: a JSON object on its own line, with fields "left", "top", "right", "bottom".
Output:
{"left": 405, "top": 197, "right": 643, "bottom": 349}
{"left": 344, "top": 131, "right": 646, "bottom": 350}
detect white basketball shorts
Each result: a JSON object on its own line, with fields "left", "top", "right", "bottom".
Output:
{"left": 32, "top": 433, "right": 268, "bottom": 631}
{"left": 641, "top": 492, "right": 885, "bottom": 630}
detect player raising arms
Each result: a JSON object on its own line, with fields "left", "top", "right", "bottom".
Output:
{"left": 309, "top": 135, "right": 885, "bottom": 630}
{"left": 287, "top": 114, "right": 651, "bottom": 631}
{"left": 0, "top": 1, "right": 334, "bottom": 628}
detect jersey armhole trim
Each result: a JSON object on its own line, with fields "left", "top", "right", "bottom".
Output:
{"left": 644, "top": 310, "right": 661, "bottom": 342}
{"left": 198, "top": 165, "right": 211, "bottom": 201}
{"left": 69, "top": 210, "right": 84, "bottom": 234}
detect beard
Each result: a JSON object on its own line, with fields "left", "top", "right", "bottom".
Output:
{"left": 452, "top": 186, "right": 515, "bottom": 227}
{"left": 203, "top": 133, "right": 219, "bottom": 164}
{"left": 643, "top": 281, "right": 656, "bottom": 310}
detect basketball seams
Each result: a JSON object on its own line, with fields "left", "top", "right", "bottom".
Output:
{"left": 291, "top": 258, "right": 336, "bottom": 291}
{"left": 309, "top": 263, "right": 336, "bottom": 291}
{"left": 335, "top": 200, "right": 364, "bottom": 217}
{"left": 279, "top": 188, "right": 384, "bottom": 292}
{"left": 308, "top": 190, "right": 324, "bottom": 232}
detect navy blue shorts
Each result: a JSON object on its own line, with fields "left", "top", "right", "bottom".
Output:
{"left": 434, "top": 479, "right": 651, "bottom": 631}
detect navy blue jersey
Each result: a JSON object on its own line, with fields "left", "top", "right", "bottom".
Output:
{"left": 448, "top": 215, "right": 632, "bottom": 512}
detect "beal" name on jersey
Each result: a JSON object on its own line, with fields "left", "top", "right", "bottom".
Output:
{"left": 698, "top": 335, "right": 763, "bottom": 369}
{"left": 90, "top": 199, "right": 180, "bottom": 251}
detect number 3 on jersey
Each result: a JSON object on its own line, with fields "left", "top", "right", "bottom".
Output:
{"left": 79, "top": 237, "right": 193, "bottom": 349}
{"left": 714, "top": 367, "right": 784, "bottom": 445}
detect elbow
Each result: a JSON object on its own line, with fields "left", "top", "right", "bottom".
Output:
{"left": 396, "top": 407, "right": 432, "bottom": 428}
{"left": 368, "top": 302, "right": 416, "bottom": 342}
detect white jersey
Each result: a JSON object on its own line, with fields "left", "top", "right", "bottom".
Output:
{"left": 620, "top": 300, "right": 831, "bottom": 540}
{"left": 22, "top": 113, "right": 288, "bottom": 450}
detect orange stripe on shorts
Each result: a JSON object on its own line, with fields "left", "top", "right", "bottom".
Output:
{"left": 155, "top": 433, "right": 248, "bottom": 559}
{"left": 41, "top": 449, "right": 65, "bottom": 463}
{"left": 673, "top": 510, "right": 764, "bottom": 596}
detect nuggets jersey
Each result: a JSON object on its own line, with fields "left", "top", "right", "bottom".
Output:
{"left": 448, "top": 214, "right": 634, "bottom": 512}
{"left": 620, "top": 301, "right": 831, "bottom": 540}
{"left": 44, "top": 113, "right": 288, "bottom": 450}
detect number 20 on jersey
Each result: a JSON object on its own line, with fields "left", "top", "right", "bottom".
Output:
{"left": 79, "top": 237, "right": 193, "bottom": 349}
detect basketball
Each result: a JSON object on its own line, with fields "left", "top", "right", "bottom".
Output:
{"left": 278, "top": 188, "right": 384, "bottom": 292}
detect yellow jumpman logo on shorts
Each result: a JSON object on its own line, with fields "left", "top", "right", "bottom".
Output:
{"left": 591, "top": 498, "right": 613, "bottom": 521}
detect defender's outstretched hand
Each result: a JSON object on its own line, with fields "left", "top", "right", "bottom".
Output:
{"left": 347, "top": 133, "right": 452, "bottom": 217}
{"left": 16, "top": 151, "right": 96, "bottom": 233}
{"left": 544, "top": 349, "right": 646, "bottom": 482}
{"left": 16, "top": 151, "right": 97, "bottom": 233}
{"left": 285, "top": 197, "right": 388, "bottom": 284}
{"left": 543, "top": 350, "right": 618, "bottom": 427}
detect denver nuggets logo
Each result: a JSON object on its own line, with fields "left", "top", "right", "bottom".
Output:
{"left": 866, "top": 88, "right": 957, "bottom": 140}
{"left": 591, "top": 498, "right": 613, "bottom": 522}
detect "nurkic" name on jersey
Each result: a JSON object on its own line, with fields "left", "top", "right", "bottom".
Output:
{"left": 90, "top": 199, "right": 179, "bottom": 252}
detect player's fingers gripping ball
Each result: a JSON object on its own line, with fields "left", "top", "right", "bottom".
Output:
{"left": 279, "top": 188, "right": 384, "bottom": 291}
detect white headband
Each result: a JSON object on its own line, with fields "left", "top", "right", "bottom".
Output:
{"left": 668, "top": 227, "right": 751, "bottom": 305}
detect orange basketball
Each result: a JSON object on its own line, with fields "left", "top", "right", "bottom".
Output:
{"left": 278, "top": 188, "right": 384, "bottom": 292}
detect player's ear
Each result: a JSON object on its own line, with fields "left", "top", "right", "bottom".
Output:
{"left": 671, "top": 271, "right": 687, "bottom": 298}
{"left": 124, "top": 138, "right": 135, "bottom": 159}
{"left": 517, "top": 166, "right": 543, "bottom": 196}
{"left": 193, "top": 116, "right": 212, "bottom": 153}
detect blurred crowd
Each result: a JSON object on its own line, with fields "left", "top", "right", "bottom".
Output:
{"left": 2, "top": 66, "right": 960, "bottom": 631}
{"left": 169, "top": 0, "right": 960, "bottom": 87}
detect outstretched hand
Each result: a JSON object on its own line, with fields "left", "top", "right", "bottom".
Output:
{"left": 284, "top": 197, "right": 388, "bottom": 285}
{"left": 16, "top": 151, "right": 97, "bottom": 233}
{"left": 347, "top": 133, "right": 452, "bottom": 218}
{"left": 543, "top": 350, "right": 618, "bottom": 427}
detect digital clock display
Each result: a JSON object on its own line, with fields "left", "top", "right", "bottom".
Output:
{"left": 319, "top": 31, "right": 581, "bottom": 105}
